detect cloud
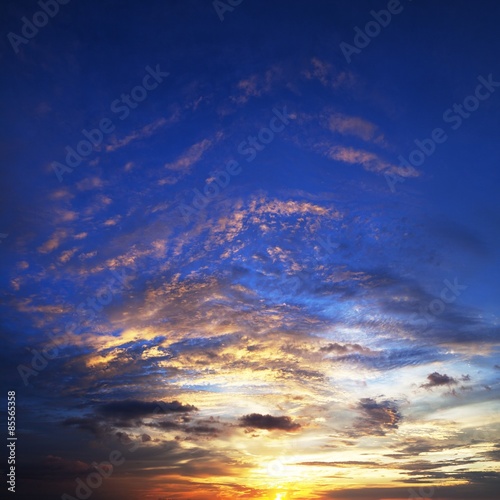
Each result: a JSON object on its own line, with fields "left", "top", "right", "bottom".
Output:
{"left": 320, "top": 343, "right": 368, "bottom": 354}
{"left": 385, "top": 437, "right": 472, "bottom": 460}
{"left": 58, "top": 247, "right": 78, "bottom": 264}
{"left": 297, "top": 460, "right": 382, "bottom": 468}
{"left": 97, "top": 399, "right": 198, "bottom": 419}
{"left": 105, "top": 118, "right": 168, "bottom": 152}
{"left": 239, "top": 413, "right": 301, "bottom": 432}
{"left": 352, "top": 398, "right": 402, "bottom": 437}
{"left": 62, "top": 400, "right": 198, "bottom": 439}
{"left": 164, "top": 138, "right": 213, "bottom": 172}
{"left": 231, "top": 66, "right": 283, "bottom": 104}
{"left": 20, "top": 455, "right": 94, "bottom": 482}
{"left": 320, "top": 144, "right": 419, "bottom": 177}
{"left": 327, "top": 112, "right": 385, "bottom": 144}
{"left": 62, "top": 417, "right": 110, "bottom": 437}
{"left": 250, "top": 198, "right": 340, "bottom": 218}
{"left": 76, "top": 176, "right": 104, "bottom": 191}
{"left": 183, "top": 424, "right": 220, "bottom": 437}
{"left": 37, "top": 229, "right": 68, "bottom": 254}
{"left": 160, "top": 134, "right": 222, "bottom": 185}
{"left": 329, "top": 347, "right": 438, "bottom": 371}
{"left": 148, "top": 416, "right": 223, "bottom": 439}
{"left": 42, "top": 455, "right": 91, "bottom": 475}
{"left": 152, "top": 420, "right": 182, "bottom": 430}
{"left": 421, "top": 372, "right": 458, "bottom": 389}
{"left": 303, "top": 57, "right": 355, "bottom": 90}
{"left": 323, "top": 483, "right": 500, "bottom": 500}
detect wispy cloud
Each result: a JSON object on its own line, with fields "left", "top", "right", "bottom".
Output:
{"left": 231, "top": 66, "right": 283, "bottom": 104}
{"left": 303, "top": 57, "right": 356, "bottom": 89}
{"left": 319, "top": 144, "right": 420, "bottom": 177}
{"left": 105, "top": 117, "right": 169, "bottom": 152}
{"left": 164, "top": 138, "right": 213, "bottom": 172}
{"left": 159, "top": 132, "right": 223, "bottom": 185}
{"left": 327, "top": 112, "right": 386, "bottom": 145}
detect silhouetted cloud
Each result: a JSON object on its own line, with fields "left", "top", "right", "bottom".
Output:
{"left": 421, "top": 372, "right": 458, "bottom": 389}
{"left": 351, "top": 398, "right": 402, "bottom": 437}
{"left": 62, "top": 417, "right": 110, "bottom": 437}
{"left": 239, "top": 413, "right": 301, "bottom": 432}
{"left": 97, "top": 399, "right": 197, "bottom": 419}
{"left": 320, "top": 343, "right": 368, "bottom": 354}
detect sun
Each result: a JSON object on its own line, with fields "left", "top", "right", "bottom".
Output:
{"left": 267, "top": 458, "right": 286, "bottom": 477}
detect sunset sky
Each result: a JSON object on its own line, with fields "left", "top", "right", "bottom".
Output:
{"left": 1, "top": 1, "right": 499, "bottom": 499}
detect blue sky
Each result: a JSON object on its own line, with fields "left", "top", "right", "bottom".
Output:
{"left": 1, "top": 1, "right": 499, "bottom": 499}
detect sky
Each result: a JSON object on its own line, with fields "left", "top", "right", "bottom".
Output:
{"left": 0, "top": 1, "right": 499, "bottom": 499}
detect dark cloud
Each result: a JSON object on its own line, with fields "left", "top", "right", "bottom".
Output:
{"left": 297, "top": 460, "right": 381, "bottom": 468}
{"left": 239, "top": 413, "right": 301, "bottom": 432}
{"left": 17, "top": 455, "right": 94, "bottom": 482}
{"left": 324, "top": 482, "right": 500, "bottom": 500}
{"left": 62, "top": 400, "right": 197, "bottom": 438}
{"left": 277, "top": 366, "right": 324, "bottom": 381}
{"left": 421, "top": 372, "right": 457, "bottom": 389}
{"left": 115, "top": 431, "right": 134, "bottom": 444}
{"left": 385, "top": 437, "right": 472, "bottom": 459}
{"left": 351, "top": 398, "right": 401, "bottom": 437}
{"left": 62, "top": 417, "right": 110, "bottom": 437}
{"left": 97, "top": 400, "right": 197, "bottom": 419}
{"left": 184, "top": 425, "right": 219, "bottom": 437}
{"left": 152, "top": 420, "right": 182, "bottom": 430}
{"left": 148, "top": 416, "right": 222, "bottom": 439}
{"left": 482, "top": 446, "right": 500, "bottom": 462}
{"left": 320, "top": 343, "right": 367, "bottom": 354}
